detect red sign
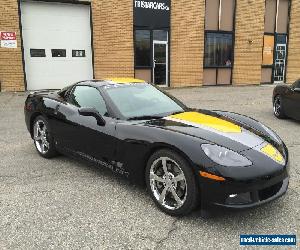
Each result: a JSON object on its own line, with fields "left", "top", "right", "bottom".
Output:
{"left": 1, "top": 32, "right": 17, "bottom": 41}
{"left": 1, "top": 32, "right": 17, "bottom": 48}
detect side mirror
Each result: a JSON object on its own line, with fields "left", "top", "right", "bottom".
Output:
{"left": 78, "top": 107, "right": 106, "bottom": 126}
{"left": 293, "top": 88, "right": 300, "bottom": 92}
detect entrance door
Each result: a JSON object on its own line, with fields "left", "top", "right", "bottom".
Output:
{"left": 273, "top": 35, "right": 287, "bottom": 84}
{"left": 153, "top": 41, "right": 168, "bottom": 86}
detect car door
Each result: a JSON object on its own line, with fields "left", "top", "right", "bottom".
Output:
{"left": 54, "top": 85, "right": 117, "bottom": 163}
{"left": 285, "top": 80, "right": 300, "bottom": 120}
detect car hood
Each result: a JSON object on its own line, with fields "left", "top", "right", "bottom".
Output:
{"left": 145, "top": 110, "right": 280, "bottom": 153}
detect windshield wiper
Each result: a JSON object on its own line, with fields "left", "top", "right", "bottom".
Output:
{"left": 128, "top": 115, "right": 164, "bottom": 121}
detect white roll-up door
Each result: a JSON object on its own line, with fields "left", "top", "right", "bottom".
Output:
{"left": 21, "top": 1, "right": 93, "bottom": 90}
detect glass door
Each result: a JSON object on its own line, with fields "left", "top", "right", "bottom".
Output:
{"left": 273, "top": 34, "right": 287, "bottom": 84}
{"left": 153, "top": 41, "right": 168, "bottom": 86}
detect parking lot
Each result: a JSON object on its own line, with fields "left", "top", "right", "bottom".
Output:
{"left": 0, "top": 85, "right": 299, "bottom": 249}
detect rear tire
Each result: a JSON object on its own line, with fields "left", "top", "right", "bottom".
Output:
{"left": 273, "top": 95, "right": 286, "bottom": 119}
{"left": 32, "top": 115, "right": 58, "bottom": 158}
{"left": 145, "top": 149, "right": 199, "bottom": 216}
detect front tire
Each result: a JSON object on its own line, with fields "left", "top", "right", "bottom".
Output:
{"left": 145, "top": 149, "right": 199, "bottom": 216}
{"left": 273, "top": 95, "right": 286, "bottom": 119}
{"left": 33, "top": 115, "right": 58, "bottom": 158}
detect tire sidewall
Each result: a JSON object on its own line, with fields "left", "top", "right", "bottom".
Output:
{"left": 145, "top": 149, "right": 199, "bottom": 216}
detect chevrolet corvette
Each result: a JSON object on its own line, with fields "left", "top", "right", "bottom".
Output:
{"left": 273, "top": 79, "right": 300, "bottom": 120}
{"left": 24, "top": 78, "right": 289, "bottom": 216}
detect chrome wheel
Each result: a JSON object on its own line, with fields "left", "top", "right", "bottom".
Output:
{"left": 149, "top": 157, "right": 187, "bottom": 210}
{"left": 33, "top": 119, "right": 50, "bottom": 154}
{"left": 274, "top": 96, "right": 281, "bottom": 116}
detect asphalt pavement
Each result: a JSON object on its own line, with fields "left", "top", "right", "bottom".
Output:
{"left": 0, "top": 85, "right": 299, "bottom": 249}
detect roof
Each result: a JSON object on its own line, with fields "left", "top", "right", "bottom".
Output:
{"left": 73, "top": 78, "right": 147, "bottom": 89}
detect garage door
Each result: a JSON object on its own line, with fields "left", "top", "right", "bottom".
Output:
{"left": 21, "top": 1, "right": 93, "bottom": 90}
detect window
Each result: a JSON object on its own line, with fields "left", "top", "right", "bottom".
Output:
{"left": 72, "top": 50, "right": 86, "bottom": 57}
{"left": 204, "top": 33, "right": 233, "bottom": 67}
{"left": 105, "top": 84, "right": 184, "bottom": 118}
{"left": 69, "top": 86, "right": 108, "bottom": 116}
{"left": 264, "top": 0, "right": 290, "bottom": 34}
{"left": 51, "top": 49, "right": 66, "bottom": 57}
{"left": 135, "top": 30, "right": 151, "bottom": 67}
{"left": 153, "top": 30, "right": 168, "bottom": 41}
{"left": 30, "top": 49, "right": 46, "bottom": 57}
{"left": 204, "top": 0, "right": 235, "bottom": 85}
{"left": 264, "top": 0, "right": 277, "bottom": 33}
{"left": 205, "top": 0, "right": 235, "bottom": 31}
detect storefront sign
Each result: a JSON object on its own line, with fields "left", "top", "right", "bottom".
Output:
{"left": 135, "top": 1, "right": 169, "bottom": 10}
{"left": 134, "top": 0, "right": 170, "bottom": 28}
{"left": 0, "top": 32, "right": 17, "bottom": 48}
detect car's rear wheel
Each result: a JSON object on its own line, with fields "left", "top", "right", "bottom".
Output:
{"left": 145, "top": 149, "right": 199, "bottom": 216}
{"left": 273, "top": 95, "right": 286, "bottom": 119}
{"left": 33, "top": 115, "right": 58, "bottom": 158}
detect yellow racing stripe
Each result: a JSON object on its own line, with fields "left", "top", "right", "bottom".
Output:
{"left": 105, "top": 78, "right": 145, "bottom": 84}
{"left": 168, "top": 112, "right": 242, "bottom": 133}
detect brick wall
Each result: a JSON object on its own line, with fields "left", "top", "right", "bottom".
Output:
{"left": 0, "top": 0, "right": 25, "bottom": 92}
{"left": 92, "top": 0, "right": 134, "bottom": 79}
{"left": 232, "top": 0, "right": 265, "bottom": 85}
{"left": 170, "top": 0, "right": 205, "bottom": 87}
{"left": 286, "top": 0, "right": 300, "bottom": 84}
{"left": 1, "top": 0, "right": 300, "bottom": 91}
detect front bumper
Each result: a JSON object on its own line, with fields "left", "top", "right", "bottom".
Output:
{"left": 199, "top": 168, "right": 289, "bottom": 209}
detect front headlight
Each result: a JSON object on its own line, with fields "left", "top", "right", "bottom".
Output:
{"left": 261, "top": 124, "right": 281, "bottom": 144}
{"left": 201, "top": 144, "right": 252, "bottom": 167}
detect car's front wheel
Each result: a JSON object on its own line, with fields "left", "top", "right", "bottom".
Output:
{"left": 273, "top": 95, "right": 286, "bottom": 119}
{"left": 33, "top": 115, "right": 58, "bottom": 158}
{"left": 145, "top": 149, "right": 199, "bottom": 216}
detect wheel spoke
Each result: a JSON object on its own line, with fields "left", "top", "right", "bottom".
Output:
{"left": 34, "top": 135, "right": 42, "bottom": 140}
{"left": 44, "top": 141, "right": 50, "bottom": 148}
{"left": 150, "top": 172, "right": 165, "bottom": 183}
{"left": 41, "top": 125, "right": 47, "bottom": 133}
{"left": 170, "top": 187, "right": 183, "bottom": 206}
{"left": 173, "top": 173, "right": 185, "bottom": 183}
{"left": 162, "top": 158, "right": 168, "bottom": 174}
{"left": 41, "top": 143, "right": 46, "bottom": 153}
{"left": 159, "top": 186, "right": 168, "bottom": 205}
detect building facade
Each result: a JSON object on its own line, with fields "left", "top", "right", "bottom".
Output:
{"left": 0, "top": 0, "right": 299, "bottom": 91}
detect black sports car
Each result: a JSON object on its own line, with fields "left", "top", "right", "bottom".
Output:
{"left": 24, "top": 78, "right": 289, "bottom": 216}
{"left": 273, "top": 79, "right": 300, "bottom": 120}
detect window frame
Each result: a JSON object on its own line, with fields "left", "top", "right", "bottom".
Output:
{"left": 203, "top": 30, "right": 234, "bottom": 69}
{"left": 67, "top": 85, "right": 111, "bottom": 117}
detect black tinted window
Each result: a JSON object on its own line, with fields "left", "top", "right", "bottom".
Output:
{"left": 30, "top": 49, "right": 46, "bottom": 57}
{"left": 51, "top": 49, "right": 66, "bottom": 57}
{"left": 135, "top": 30, "right": 151, "bottom": 67}
{"left": 69, "top": 86, "right": 108, "bottom": 116}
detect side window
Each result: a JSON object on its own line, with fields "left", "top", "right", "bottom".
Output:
{"left": 69, "top": 86, "right": 108, "bottom": 116}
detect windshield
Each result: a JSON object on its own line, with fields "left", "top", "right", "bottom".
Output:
{"left": 105, "top": 84, "right": 185, "bottom": 119}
